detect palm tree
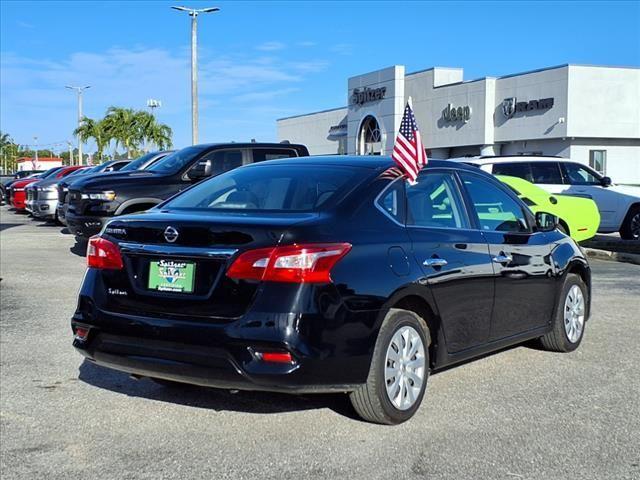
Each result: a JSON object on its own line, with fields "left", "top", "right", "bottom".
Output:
{"left": 146, "top": 123, "right": 173, "bottom": 151}
{"left": 103, "top": 107, "right": 139, "bottom": 158}
{"left": 74, "top": 117, "right": 110, "bottom": 161}
{"left": 0, "top": 132, "right": 18, "bottom": 173}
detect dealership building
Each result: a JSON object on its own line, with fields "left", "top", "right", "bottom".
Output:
{"left": 277, "top": 64, "right": 640, "bottom": 184}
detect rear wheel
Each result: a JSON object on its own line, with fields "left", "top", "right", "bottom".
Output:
{"left": 349, "top": 308, "right": 430, "bottom": 425}
{"left": 619, "top": 206, "right": 640, "bottom": 240}
{"left": 539, "top": 273, "right": 588, "bottom": 352}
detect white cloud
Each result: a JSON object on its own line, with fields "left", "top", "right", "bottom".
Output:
{"left": 232, "top": 88, "right": 300, "bottom": 103}
{"left": 0, "top": 46, "right": 329, "bottom": 148}
{"left": 289, "top": 60, "right": 329, "bottom": 73}
{"left": 256, "top": 41, "right": 286, "bottom": 51}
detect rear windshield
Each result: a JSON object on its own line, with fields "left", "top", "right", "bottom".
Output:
{"left": 164, "top": 164, "right": 366, "bottom": 212}
{"left": 147, "top": 146, "right": 208, "bottom": 174}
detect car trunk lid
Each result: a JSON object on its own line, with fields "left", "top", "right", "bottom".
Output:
{"left": 99, "top": 210, "right": 319, "bottom": 321}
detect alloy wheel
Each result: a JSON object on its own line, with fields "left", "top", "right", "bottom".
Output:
{"left": 564, "top": 285, "right": 585, "bottom": 343}
{"left": 384, "top": 326, "right": 426, "bottom": 410}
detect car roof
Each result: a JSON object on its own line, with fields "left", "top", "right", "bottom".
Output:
{"left": 193, "top": 142, "right": 307, "bottom": 149}
{"left": 245, "top": 155, "right": 480, "bottom": 171}
{"left": 450, "top": 155, "right": 573, "bottom": 165}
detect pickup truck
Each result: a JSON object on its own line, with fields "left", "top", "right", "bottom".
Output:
{"left": 65, "top": 143, "right": 309, "bottom": 238}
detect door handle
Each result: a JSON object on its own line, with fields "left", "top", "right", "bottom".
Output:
{"left": 492, "top": 253, "right": 513, "bottom": 265}
{"left": 423, "top": 258, "right": 448, "bottom": 268}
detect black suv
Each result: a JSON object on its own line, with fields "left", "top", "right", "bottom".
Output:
{"left": 65, "top": 143, "right": 308, "bottom": 238}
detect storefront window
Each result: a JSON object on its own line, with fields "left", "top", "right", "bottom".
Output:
{"left": 358, "top": 116, "right": 383, "bottom": 155}
{"left": 589, "top": 150, "right": 607, "bottom": 175}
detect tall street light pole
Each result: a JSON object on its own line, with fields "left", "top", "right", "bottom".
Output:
{"left": 171, "top": 5, "right": 219, "bottom": 145}
{"left": 66, "top": 85, "right": 91, "bottom": 165}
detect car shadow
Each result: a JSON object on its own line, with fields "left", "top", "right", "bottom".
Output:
{"left": 78, "top": 360, "right": 359, "bottom": 419}
{"left": 0, "top": 223, "right": 25, "bottom": 232}
{"left": 69, "top": 237, "right": 88, "bottom": 257}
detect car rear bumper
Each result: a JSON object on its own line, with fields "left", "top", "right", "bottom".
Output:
{"left": 66, "top": 212, "right": 110, "bottom": 237}
{"left": 74, "top": 331, "right": 359, "bottom": 394}
{"left": 71, "top": 281, "right": 378, "bottom": 393}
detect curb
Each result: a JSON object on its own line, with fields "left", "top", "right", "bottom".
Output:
{"left": 583, "top": 248, "right": 640, "bottom": 266}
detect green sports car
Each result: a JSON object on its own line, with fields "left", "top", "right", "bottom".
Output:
{"left": 497, "top": 175, "right": 600, "bottom": 242}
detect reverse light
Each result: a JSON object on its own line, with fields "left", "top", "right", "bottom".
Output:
{"left": 227, "top": 243, "right": 351, "bottom": 283}
{"left": 87, "top": 236, "right": 123, "bottom": 270}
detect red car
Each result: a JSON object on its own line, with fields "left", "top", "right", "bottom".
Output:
{"left": 10, "top": 166, "right": 70, "bottom": 211}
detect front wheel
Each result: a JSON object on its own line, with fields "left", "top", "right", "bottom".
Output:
{"left": 619, "top": 206, "right": 640, "bottom": 240}
{"left": 539, "top": 273, "right": 588, "bottom": 352}
{"left": 349, "top": 308, "right": 430, "bottom": 425}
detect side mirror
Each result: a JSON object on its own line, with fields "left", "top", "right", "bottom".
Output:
{"left": 187, "top": 159, "right": 212, "bottom": 181}
{"left": 600, "top": 176, "right": 612, "bottom": 187}
{"left": 535, "top": 211, "right": 559, "bottom": 232}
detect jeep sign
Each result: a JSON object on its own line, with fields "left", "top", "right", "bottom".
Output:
{"left": 442, "top": 103, "right": 472, "bottom": 122}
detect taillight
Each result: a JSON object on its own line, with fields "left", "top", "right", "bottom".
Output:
{"left": 87, "top": 236, "right": 123, "bottom": 270}
{"left": 227, "top": 243, "right": 351, "bottom": 283}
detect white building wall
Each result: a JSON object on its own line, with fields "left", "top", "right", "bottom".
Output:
{"left": 494, "top": 66, "right": 569, "bottom": 143}
{"left": 566, "top": 66, "right": 640, "bottom": 139}
{"left": 406, "top": 69, "right": 489, "bottom": 149}
{"left": 569, "top": 138, "right": 640, "bottom": 185}
{"left": 278, "top": 108, "right": 347, "bottom": 155}
{"left": 346, "top": 65, "right": 405, "bottom": 155}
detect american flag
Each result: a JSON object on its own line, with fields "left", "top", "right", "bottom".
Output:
{"left": 392, "top": 99, "right": 427, "bottom": 182}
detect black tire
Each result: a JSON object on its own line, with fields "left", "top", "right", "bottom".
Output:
{"left": 349, "top": 308, "right": 430, "bottom": 425}
{"left": 619, "top": 205, "right": 640, "bottom": 240}
{"left": 539, "top": 273, "right": 588, "bottom": 352}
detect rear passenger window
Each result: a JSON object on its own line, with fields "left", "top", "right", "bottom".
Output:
{"left": 492, "top": 162, "right": 533, "bottom": 182}
{"left": 202, "top": 150, "right": 244, "bottom": 175}
{"left": 530, "top": 162, "right": 563, "bottom": 184}
{"left": 460, "top": 173, "right": 529, "bottom": 233}
{"left": 406, "top": 173, "right": 467, "bottom": 229}
{"left": 252, "top": 149, "right": 298, "bottom": 163}
{"left": 377, "top": 181, "right": 404, "bottom": 224}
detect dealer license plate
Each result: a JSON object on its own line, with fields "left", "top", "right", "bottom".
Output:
{"left": 148, "top": 259, "right": 195, "bottom": 294}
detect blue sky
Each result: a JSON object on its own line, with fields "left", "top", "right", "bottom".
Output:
{"left": 1, "top": 0, "right": 639, "bottom": 154}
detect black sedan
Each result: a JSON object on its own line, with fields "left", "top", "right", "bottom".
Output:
{"left": 72, "top": 157, "right": 590, "bottom": 424}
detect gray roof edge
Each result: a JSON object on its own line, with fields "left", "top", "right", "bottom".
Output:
{"left": 277, "top": 106, "right": 348, "bottom": 122}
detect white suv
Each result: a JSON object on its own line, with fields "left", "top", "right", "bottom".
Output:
{"left": 456, "top": 156, "right": 640, "bottom": 240}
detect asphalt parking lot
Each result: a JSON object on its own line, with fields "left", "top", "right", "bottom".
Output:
{"left": 1, "top": 208, "right": 639, "bottom": 480}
